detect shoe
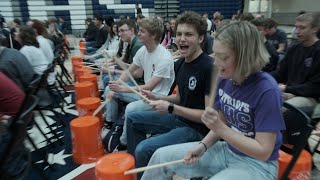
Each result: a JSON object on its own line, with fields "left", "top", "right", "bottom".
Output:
{"left": 116, "top": 143, "right": 127, "bottom": 151}
{"left": 105, "top": 121, "right": 114, "bottom": 129}
{"left": 100, "top": 127, "right": 109, "bottom": 139}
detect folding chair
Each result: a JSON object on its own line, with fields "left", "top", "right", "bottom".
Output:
{"left": 0, "top": 95, "right": 38, "bottom": 179}
{"left": 279, "top": 102, "right": 313, "bottom": 180}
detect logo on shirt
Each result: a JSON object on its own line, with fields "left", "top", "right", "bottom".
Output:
{"left": 151, "top": 64, "right": 155, "bottom": 77}
{"left": 218, "top": 89, "right": 254, "bottom": 137}
{"left": 188, "top": 76, "right": 197, "bottom": 90}
{"left": 304, "top": 58, "right": 313, "bottom": 67}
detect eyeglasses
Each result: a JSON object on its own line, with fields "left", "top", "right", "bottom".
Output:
{"left": 119, "top": 29, "right": 130, "bottom": 33}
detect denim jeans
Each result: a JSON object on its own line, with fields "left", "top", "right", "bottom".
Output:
{"left": 102, "top": 73, "right": 120, "bottom": 88}
{"left": 104, "top": 86, "right": 141, "bottom": 123}
{"left": 120, "top": 100, "right": 153, "bottom": 145}
{"left": 141, "top": 141, "right": 278, "bottom": 180}
{"left": 126, "top": 111, "right": 203, "bottom": 179}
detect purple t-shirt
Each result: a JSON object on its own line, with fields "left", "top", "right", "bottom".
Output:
{"left": 214, "top": 72, "right": 285, "bottom": 161}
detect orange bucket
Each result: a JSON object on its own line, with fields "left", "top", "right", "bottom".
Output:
{"left": 76, "top": 97, "right": 103, "bottom": 127}
{"left": 74, "top": 81, "right": 97, "bottom": 102}
{"left": 76, "top": 67, "right": 92, "bottom": 82}
{"left": 95, "top": 152, "right": 136, "bottom": 180}
{"left": 80, "top": 41, "right": 86, "bottom": 54}
{"left": 72, "top": 61, "right": 83, "bottom": 82}
{"left": 70, "top": 116, "right": 104, "bottom": 164}
{"left": 278, "top": 149, "right": 312, "bottom": 179}
{"left": 72, "top": 56, "right": 83, "bottom": 65}
{"left": 79, "top": 74, "right": 99, "bottom": 97}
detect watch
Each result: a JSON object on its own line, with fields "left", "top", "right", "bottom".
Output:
{"left": 168, "top": 103, "right": 174, "bottom": 113}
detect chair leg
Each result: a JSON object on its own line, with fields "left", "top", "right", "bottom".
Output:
{"left": 51, "top": 109, "right": 67, "bottom": 127}
{"left": 38, "top": 110, "right": 64, "bottom": 145}
{"left": 50, "top": 85, "right": 69, "bottom": 106}
{"left": 33, "top": 117, "right": 53, "bottom": 146}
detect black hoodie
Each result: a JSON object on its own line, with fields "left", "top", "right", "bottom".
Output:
{"left": 271, "top": 40, "right": 320, "bottom": 98}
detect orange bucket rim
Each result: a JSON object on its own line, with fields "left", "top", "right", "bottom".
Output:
{"left": 96, "top": 152, "right": 135, "bottom": 174}
{"left": 77, "top": 97, "right": 101, "bottom": 105}
{"left": 79, "top": 74, "right": 97, "bottom": 79}
{"left": 74, "top": 81, "right": 95, "bottom": 88}
{"left": 70, "top": 116, "right": 100, "bottom": 127}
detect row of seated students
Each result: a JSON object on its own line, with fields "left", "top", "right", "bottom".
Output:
{"left": 90, "top": 11, "right": 320, "bottom": 180}
{"left": 0, "top": 16, "right": 68, "bottom": 179}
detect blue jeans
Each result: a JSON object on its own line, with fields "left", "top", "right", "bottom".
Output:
{"left": 126, "top": 111, "right": 203, "bottom": 178}
{"left": 102, "top": 73, "right": 120, "bottom": 88}
{"left": 104, "top": 86, "right": 141, "bottom": 123}
{"left": 120, "top": 100, "right": 153, "bottom": 145}
{"left": 141, "top": 141, "right": 278, "bottom": 180}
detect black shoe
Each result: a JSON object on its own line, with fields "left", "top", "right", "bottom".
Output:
{"left": 116, "top": 143, "right": 127, "bottom": 151}
{"left": 105, "top": 122, "right": 114, "bottom": 129}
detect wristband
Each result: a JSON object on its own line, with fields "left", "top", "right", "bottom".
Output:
{"left": 199, "top": 142, "right": 207, "bottom": 152}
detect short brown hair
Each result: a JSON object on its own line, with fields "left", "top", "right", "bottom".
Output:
{"left": 138, "top": 17, "right": 164, "bottom": 43}
{"left": 264, "top": 18, "right": 277, "bottom": 29}
{"left": 296, "top": 13, "right": 320, "bottom": 28}
{"left": 118, "top": 19, "right": 137, "bottom": 34}
{"left": 176, "top": 11, "right": 207, "bottom": 37}
{"left": 251, "top": 17, "right": 267, "bottom": 27}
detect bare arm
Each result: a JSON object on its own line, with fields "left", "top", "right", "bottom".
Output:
{"left": 172, "top": 95, "right": 209, "bottom": 123}
{"left": 142, "top": 85, "right": 181, "bottom": 104}
{"left": 277, "top": 43, "right": 286, "bottom": 53}
{"left": 202, "top": 107, "right": 277, "bottom": 161}
{"left": 118, "top": 63, "right": 141, "bottom": 82}
{"left": 148, "top": 95, "right": 209, "bottom": 123}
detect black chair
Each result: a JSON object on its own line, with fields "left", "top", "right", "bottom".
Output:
{"left": 279, "top": 102, "right": 313, "bottom": 180}
{"left": 34, "top": 64, "right": 66, "bottom": 145}
{"left": 311, "top": 104, "right": 320, "bottom": 156}
{"left": 0, "top": 95, "right": 39, "bottom": 179}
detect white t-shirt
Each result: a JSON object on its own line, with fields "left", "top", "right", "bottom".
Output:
{"left": 20, "top": 45, "right": 49, "bottom": 75}
{"left": 206, "top": 19, "right": 212, "bottom": 32}
{"left": 133, "top": 44, "right": 175, "bottom": 95}
{"left": 37, "top": 36, "right": 55, "bottom": 85}
{"left": 37, "top": 35, "right": 54, "bottom": 63}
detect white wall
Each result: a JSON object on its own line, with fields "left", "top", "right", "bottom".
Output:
{"left": 272, "top": 0, "right": 320, "bottom": 13}
{"left": 244, "top": 0, "right": 320, "bottom": 14}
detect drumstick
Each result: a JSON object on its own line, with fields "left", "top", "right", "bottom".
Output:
{"left": 208, "top": 66, "right": 219, "bottom": 107}
{"left": 9, "top": 34, "right": 13, "bottom": 48}
{"left": 124, "top": 159, "right": 184, "bottom": 175}
{"left": 113, "top": 56, "right": 140, "bottom": 91}
{"left": 83, "top": 66, "right": 100, "bottom": 70}
{"left": 93, "top": 100, "right": 109, "bottom": 116}
{"left": 81, "top": 62, "right": 95, "bottom": 65}
{"left": 118, "top": 79, "right": 150, "bottom": 103}
{"left": 102, "top": 53, "right": 114, "bottom": 81}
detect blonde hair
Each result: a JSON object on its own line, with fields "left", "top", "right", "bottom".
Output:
{"left": 296, "top": 13, "right": 320, "bottom": 28}
{"left": 215, "top": 21, "right": 269, "bottom": 77}
{"left": 138, "top": 17, "right": 164, "bottom": 43}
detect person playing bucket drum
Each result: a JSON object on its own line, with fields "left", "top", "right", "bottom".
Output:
{"left": 141, "top": 21, "right": 286, "bottom": 180}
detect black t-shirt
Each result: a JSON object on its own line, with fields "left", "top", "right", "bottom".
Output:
{"left": 176, "top": 52, "right": 213, "bottom": 135}
{"left": 263, "top": 41, "right": 279, "bottom": 72}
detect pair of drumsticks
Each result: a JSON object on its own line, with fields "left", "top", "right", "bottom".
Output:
{"left": 92, "top": 51, "right": 150, "bottom": 117}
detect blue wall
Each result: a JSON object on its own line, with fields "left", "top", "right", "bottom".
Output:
{"left": 0, "top": 0, "right": 242, "bottom": 32}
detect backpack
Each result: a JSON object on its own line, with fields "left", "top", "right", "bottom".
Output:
{"left": 102, "top": 109, "right": 125, "bottom": 153}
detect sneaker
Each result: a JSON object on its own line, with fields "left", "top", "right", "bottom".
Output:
{"left": 100, "top": 127, "right": 109, "bottom": 139}
{"left": 116, "top": 143, "right": 127, "bottom": 151}
{"left": 105, "top": 121, "right": 114, "bottom": 129}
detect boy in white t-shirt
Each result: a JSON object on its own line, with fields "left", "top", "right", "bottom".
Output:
{"left": 104, "top": 17, "right": 175, "bottom": 149}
